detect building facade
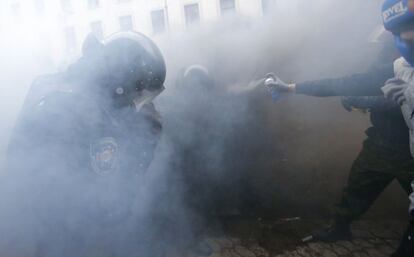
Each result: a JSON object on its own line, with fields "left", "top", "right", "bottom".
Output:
{"left": 1, "top": 0, "right": 312, "bottom": 65}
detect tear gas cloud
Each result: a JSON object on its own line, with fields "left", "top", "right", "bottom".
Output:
{"left": 0, "top": 0, "right": 399, "bottom": 256}
{"left": 156, "top": 0, "right": 391, "bottom": 216}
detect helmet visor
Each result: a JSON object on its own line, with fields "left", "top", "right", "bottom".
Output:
{"left": 132, "top": 86, "right": 165, "bottom": 112}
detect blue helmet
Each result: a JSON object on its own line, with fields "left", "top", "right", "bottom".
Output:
{"left": 382, "top": 0, "right": 414, "bottom": 65}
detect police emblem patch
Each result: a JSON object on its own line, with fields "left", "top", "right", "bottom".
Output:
{"left": 90, "top": 137, "right": 119, "bottom": 175}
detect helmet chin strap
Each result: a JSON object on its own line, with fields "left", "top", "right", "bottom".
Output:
{"left": 132, "top": 86, "right": 165, "bottom": 112}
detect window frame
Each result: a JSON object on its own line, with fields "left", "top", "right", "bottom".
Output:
{"left": 119, "top": 15, "right": 134, "bottom": 31}
{"left": 10, "top": 2, "right": 21, "bottom": 18}
{"left": 150, "top": 8, "right": 167, "bottom": 34}
{"left": 183, "top": 2, "right": 201, "bottom": 27}
{"left": 60, "top": 0, "right": 73, "bottom": 13}
{"left": 218, "top": 0, "right": 237, "bottom": 16}
{"left": 87, "top": 0, "right": 101, "bottom": 10}
{"left": 90, "top": 20, "right": 104, "bottom": 40}
{"left": 34, "top": 0, "right": 46, "bottom": 15}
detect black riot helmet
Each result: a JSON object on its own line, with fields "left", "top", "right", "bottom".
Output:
{"left": 76, "top": 31, "right": 166, "bottom": 109}
{"left": 177, "top": 65, "right": 215, "bottom": 90}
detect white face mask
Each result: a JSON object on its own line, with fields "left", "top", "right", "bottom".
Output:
{"left": 132, "top": 86, "right": 165, "bottom": 112}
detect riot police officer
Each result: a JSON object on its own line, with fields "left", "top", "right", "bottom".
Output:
{"left": 2, "top": 32, "right": 166, "bottom": 257}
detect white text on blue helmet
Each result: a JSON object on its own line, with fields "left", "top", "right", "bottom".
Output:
{"left": 383, "top": 1, "right": 408, "bottom": 22}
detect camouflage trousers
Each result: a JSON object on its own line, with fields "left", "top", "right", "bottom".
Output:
{"left": 336, "top": 138, "right": 414, "bottom": 223}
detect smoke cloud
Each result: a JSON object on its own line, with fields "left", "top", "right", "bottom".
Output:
{"left": 156, "top": 0, "right": 394, "bottom": 218}
{"left": 0, "top": 1, "right": 405, "bottom": 256}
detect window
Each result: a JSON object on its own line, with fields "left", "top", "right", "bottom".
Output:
{"left": 88, "top": 0, "right": 100, "bottom": 10}
{"left": 64, "top": 27, "right": 77, "bottom": 52}
{"left": 90, "top": 21, "right": 104, "bottom": 40}
{"left": 61, "top": 0, "right": 73, "bottom": 13}
{"left": 184, "top": 3, "right": 200, "bottom": 26}
{"left": 10, "top": 3, "right": 21, "bottom": 18}
{"left": 262, "top": 0, "right": 276, "bottom": 15}
{"left": 34, "top": 0, "right": 45, "bottom": 15}
{"left": 119, "top": 15, "right": 133, "bottom": 31}
{"left": 220, "top": 0, "right": 236, "bottom": 15}
{"left": 151, "top": 9, "right": 166, "bottom": 34}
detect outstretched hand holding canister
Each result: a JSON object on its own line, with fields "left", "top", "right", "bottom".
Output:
{"left": 261, "top": 73, "right": 296, "bottom": 101}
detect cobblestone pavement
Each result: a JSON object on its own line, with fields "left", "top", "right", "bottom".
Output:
{"left": 187, "top": 220, "right": 405, "bottom": 257}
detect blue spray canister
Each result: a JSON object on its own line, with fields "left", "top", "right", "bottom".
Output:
{"left": 264, "top": 73, "right": 280, "bottom": 102}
